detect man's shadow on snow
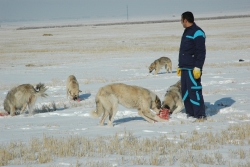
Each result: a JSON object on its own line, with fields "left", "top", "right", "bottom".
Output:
{"left": 205, "top": 97, "right": 235, "bottom": 117}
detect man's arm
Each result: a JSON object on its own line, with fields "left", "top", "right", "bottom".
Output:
{"left": 194, "top": 30, "right": 206, "bottom": 69}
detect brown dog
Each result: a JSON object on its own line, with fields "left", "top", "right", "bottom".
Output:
{"left": 149, "top": 57, "right": 172, "bottom": 75}
{"left": 66, "top": 75, "right": 82, "bottom": 100}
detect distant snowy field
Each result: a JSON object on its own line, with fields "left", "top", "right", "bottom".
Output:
{"left": 0, "top": 16, "right": 250, "bottom": 166}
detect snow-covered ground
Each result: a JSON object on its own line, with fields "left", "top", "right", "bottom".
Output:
{"left": 0, "top": 12, "right": 250, "bottom": 167}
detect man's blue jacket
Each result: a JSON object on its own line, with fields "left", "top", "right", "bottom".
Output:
{"left": 178, "top": 23, "right": 206, "bottom": 69}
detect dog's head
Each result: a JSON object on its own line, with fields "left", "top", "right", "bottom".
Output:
{"left": 69, "top": 89, "right": 82, "bottom": 101}
{"left": 148, "top": 62, "right": 155, "bottom": 73}
{"left": 161, "top": 103, "right": 173, "bottom": 115}
{"left": 162, "top": 103, "right": 172, "bottom": 114}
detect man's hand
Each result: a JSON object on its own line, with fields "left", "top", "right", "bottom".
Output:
{"left": 193, "top": 67, "right": 201, "bottom": 79}
{"left": 177, "top": 68, "right": 181, "bottom": 76}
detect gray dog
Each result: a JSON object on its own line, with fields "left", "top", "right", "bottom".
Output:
{"left": 162, "top": 80, "right": 184, "bottom": 114}
{"left": 4, "top": 83, "right": 48, "bottom": 116}
{"left": 90, "top": 83, "right": 168, "bottom": 126}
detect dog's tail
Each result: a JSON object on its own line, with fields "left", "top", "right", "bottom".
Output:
{"left": 35, "top": 83, "right": 48, "bottom": 98}
{"left": 90, "top": 99, "right": 104, "bottom": 118}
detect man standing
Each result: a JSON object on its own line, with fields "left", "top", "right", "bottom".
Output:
{"left": 177, "top": 11, "right": 206, "bottom": 121}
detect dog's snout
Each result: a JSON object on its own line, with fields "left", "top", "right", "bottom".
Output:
{"left": 162, "top": 104, "right": 170, "bottom": 110}
{"left": 73, "top": 96, "right": 78, "bottom": 100}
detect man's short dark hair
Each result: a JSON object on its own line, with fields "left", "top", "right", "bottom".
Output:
{"left": 182, "top": 11, "right": 194, "bottom": 23}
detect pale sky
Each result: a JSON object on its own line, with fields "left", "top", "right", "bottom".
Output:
{"left": 0, "top": 0, "right": 249, "bottom": 23}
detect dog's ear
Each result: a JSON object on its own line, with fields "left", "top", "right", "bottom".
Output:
{"left": 155, "top": 95, "right": 161, "bottom": 109}
{"left": 79, "top": 90, "right": 82, "bottom": 93}
{"left": 155, "top": 95, "right": 161, "bottom": 103}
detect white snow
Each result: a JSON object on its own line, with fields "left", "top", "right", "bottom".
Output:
{"left": 0, "top": 1, "right": 250, "bottom": 166}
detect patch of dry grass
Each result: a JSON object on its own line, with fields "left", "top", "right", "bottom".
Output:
{"left": 203, "top": 86, "right": 250, "bottom": 95}
{"left": 33, "top": 99, "right": 95, "bottom": 114}
{"left": 25, "top": 63, "right": 55, "bottom": 67}
{"left": 205, "top": 62, "right": 250, "bottom": 68}
{"left": 82, "top": 77, "right": 108, "bottom": 84}
{"left": 0, "top": 84, "right": 18, "bottom": 91}
{"left": 228, "top": 114, "right": 250, "bottom": 120}
{"left": 81, "top": 75, "right": 148, "bottom": 85}
{"left": 203, "top": 88, "right": 236, "bottom": 95}
{"left": 33, "top": 102, "right": 57, "bottom": 113}
{"left": 207, "top": 45, "right": 250, "bottom": 51}
{"left": 0, "top": 34, "right": 179, "bottom": 57}
{"left": 208, "top": 33, "right": 250, "bottom": 39}
{"left": 1, "top": 18, "right": 250, "bottom": 70}
{"left": 46, "top": 78, "right": 65, "bottom": 87}
{"left": 0, "top": 123, "right": 249, "bottom": 166}
{"left": 43, "top": 34, "right": 53, "bottom": 36}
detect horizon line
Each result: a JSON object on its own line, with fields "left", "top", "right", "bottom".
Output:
{"left": 16, "top": 14, "right": 250, "bottom": 30}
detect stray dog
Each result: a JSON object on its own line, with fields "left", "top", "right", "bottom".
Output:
{"left": 90, "top": 83, "right": 167, "bottom": 126}
{"left": 66, "top": 75, "right": 82, "bottom": 100}
{"left": 162, "top": 80, "right": 184, "bottom": 114}
{"left": 149, "top": 56, "right": 172, "bottom": 75}
{"left": 3, "top": 83, "right": 48, "bottom": 116}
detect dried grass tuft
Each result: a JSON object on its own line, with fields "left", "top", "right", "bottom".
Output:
{"left": 43, "top": 34, "right": 53, "bottom": 36}
{"left": 0, "top": 123, "right": 249, "bottom": 166}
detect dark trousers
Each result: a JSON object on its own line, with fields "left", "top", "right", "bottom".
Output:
{"left": 181, "top": 70, "right": 206, "bottom": 118}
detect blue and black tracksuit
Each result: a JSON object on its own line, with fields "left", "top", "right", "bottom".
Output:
{"left": 178, "top": 23, "right": 206, "bottom": 118}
